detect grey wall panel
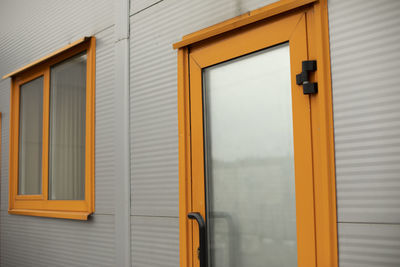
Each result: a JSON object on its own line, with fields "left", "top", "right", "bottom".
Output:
{"left": 131, "top": 216, "right": 179, "bottom": 267}
{"left": 329, "top": 0, "right": 400, "bottom": 223}
{"left": 338, "top": 223, "right": 400, "bottom": 267}
{"left": 329, "top": 0, "right": 400, "bottom": 265}
{"left": 130, "top": 0, "right": 279, "bottom": 29}
{"left": 0, "top": 79, "right": 10, "bottom": 211}
{"left": 129, "top": 0, "right": 279, "bottom": 217}
{"left": 95, "top": 27, "right": 116, "bottom": 215}
{"left": 0, "top": 0, "right": 114, "bottom": 78}
{"left": 130, "top": 0, "right": 162, "bottom": 15}
{"left": 0, "top": 211, "right": 115, "bottom": 266}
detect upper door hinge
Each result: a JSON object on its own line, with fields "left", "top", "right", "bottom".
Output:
{"left": 296, "top": 60, "right": 318, "bottom": 95}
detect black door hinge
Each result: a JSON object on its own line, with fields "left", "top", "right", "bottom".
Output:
{"left": 296, "top": 60, "right": 318, "bottom": 95}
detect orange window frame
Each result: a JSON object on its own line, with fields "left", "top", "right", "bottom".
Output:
{"left": 174, "top": 0, "right": 337, "bottom": 266}
{"left": 6, "top": 37, "right": 95, "bottom": 220}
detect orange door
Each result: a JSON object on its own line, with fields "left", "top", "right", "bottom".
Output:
{"left": 188, "top": 10, "right": 316, "bottom": 267}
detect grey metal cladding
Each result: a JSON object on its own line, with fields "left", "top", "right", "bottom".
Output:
{"left": 129, "top": 0, "right": 279, "bottom": 217}
{"left": 0, "top": 0, "right": 114, "bottom": 78}
{"left": 95, "top": 26, "right": 116, "bottom": 215}
{"left": 0, "top": 79, "right": 10, "bottom": 211}
{"left": 130, "top": 0, "right": 162, "bottom": 15}
{"left": 338, "top": 223, "right": 400, "bottom": 267}
{"left": 131, "top": 216, "right": 179, "bottom": 267}
{"left": 329, "top": 0, "right": 400, "bottom": 223}
{"left": 0, "top": 211, "right": 116, "bottom": 267}
{"left": 329, "top": 1, "right": 400, "bottom": 265}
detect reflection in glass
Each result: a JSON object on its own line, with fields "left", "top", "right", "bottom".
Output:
{"left": 49, "top": 53, "right": 86, "bottom": 200}
{"left": 18, "top": 76, "right": 44, "bottom": 195}
{"left": 203, "top": 43, "right": 297, "bottom": 267}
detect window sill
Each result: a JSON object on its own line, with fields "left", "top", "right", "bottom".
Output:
{"left": 8, "top": 208, "right": 92, "bottom": 220}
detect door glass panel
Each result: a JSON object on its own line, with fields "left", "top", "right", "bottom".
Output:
{"left": 18, "top": 76, "right": 43, "bottom": 195}
{"left": 203, "top": 43, "right": 297, "bottom": 267}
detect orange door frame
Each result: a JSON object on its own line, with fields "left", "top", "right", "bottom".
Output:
{"left": 175, "top": 0, "right": 337, "bottom": 266}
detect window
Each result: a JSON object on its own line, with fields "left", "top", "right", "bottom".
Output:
{"left": 6, "top": 37, "right": 95, "bottom": 220}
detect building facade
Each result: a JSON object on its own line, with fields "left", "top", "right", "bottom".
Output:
{"left": 0, "top": 0, "right": 399, "bottom": 266}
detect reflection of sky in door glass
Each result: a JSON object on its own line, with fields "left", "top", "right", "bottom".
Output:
{"left": 204, "top": 44, "right": 293, "bottom": 161}
{"left": 204, "top": 43, "right": 297, "bottom": 267}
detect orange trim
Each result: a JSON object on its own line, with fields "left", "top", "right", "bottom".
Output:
{"left": 86, "top": 37, "right": 96, "bottom": 214}
{"left": 9, "top": 77, "right": 18, "bottom": 211}
{"left": 8, "top": 37, "right": 96, "bottom": 220}
{"left": 178, "top": 47, "right": 193, "bottom": 267}
{"left": 15, "top": 195, "right": 43, "bottom": 200}
{"left": 12, "top": 199, "right": 87, "bottom": 211}
{"left": 2, "top": 37, "right": 90, "bottom": 79}
{"left": 307, "top": 1, "right": 339, "bottom": 265}
{"left": 12, "top": 70, "right": 46, "bottom": 200}
{"left": 172, "top": 0, "right": 316, "bottom": 49}
{"left": 42, "top": 68, "right": 50, "bottom": 201}
{"left": 188, "top": 57, "right": 205, "bottom": 267}
{"left": 8, "top": 209, "right": 91, "bottom": 220}
{"left": 177, "top": 1, "right": 338, "bottom": 266}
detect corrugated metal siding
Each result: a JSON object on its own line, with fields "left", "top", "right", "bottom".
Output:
{"left": 329, "top": 0, "right": 400, "bottom": 224}
{"left": 129, "top": 0, "right": 279, "bottom": 217}
{"left": 95, "top": 27, "right": 116, "bottom": 215}
{"left": 0, "top": 0, "right": 114, "bottom": 78}
{"left": 338, "top": 223, "right": 400, "bottom": 267}
{"left": 130, "top": 0, "right": 162, "bottom": 15}
{"left": 0, "top": 80, "right": 10, "bottom": 211}
{"left": 0, "top": 211, "right": 115, "bottom": 267}
{"left": 131, "top": 216, "right": 179, "bottom": 266}
{"left": 329, "top": 0, "right": 400, "bottom": 266}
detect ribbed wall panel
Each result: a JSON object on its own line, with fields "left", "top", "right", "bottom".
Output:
{"left": 131, "top": 216, "right": 179, "bottom": 266}
{"left": 129, "top": 0, "right": 278, "bottom": 217}
{"left": 95, "top": 27, "right": 116, "bottom": 215}
{"left": 329, "top": 0, "right": 400, "bottom": 224}
{"left": 0, "top": 211, "right": 115, "bottom": 266}
{"left": 338, "top": 223, "right": 400, "bottom": 267}
{"left": 0, "top": 0, "right": 114, "bottom": 78}
{"left": 130, "top": 0, "right": 162, "bottom": 15}
{"left": 0, "top": 79, "right": 10, "bottom": 211}
{"left": 329, "top": 0, "right": 400, "bottom": 265}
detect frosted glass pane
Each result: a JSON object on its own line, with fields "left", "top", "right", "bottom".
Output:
{"left": 203, "top": 43, "right": 297, "bottom": 267}
{"left": 18, "top": 76, "right": 43, "bottom": 195}
{"left": 49, "top": 53, "right": 86, "bottom": 200}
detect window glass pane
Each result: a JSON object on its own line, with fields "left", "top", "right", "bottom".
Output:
{"left": 203, "top": 44, "right": 297, "bottom": 267}
{"left": 49, "top": 53, "right": 86, "bottom": 200}
{"left": 18, "top": 76, "right": 43, "bottom": 195}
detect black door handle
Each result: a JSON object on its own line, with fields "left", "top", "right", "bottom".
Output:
{"left": 188, "top": 212, "right": 207, "bottom": 267}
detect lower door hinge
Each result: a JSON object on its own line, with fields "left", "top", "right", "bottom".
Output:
{"left": 296, "top": 60, "right": 318, "bottom": 95}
